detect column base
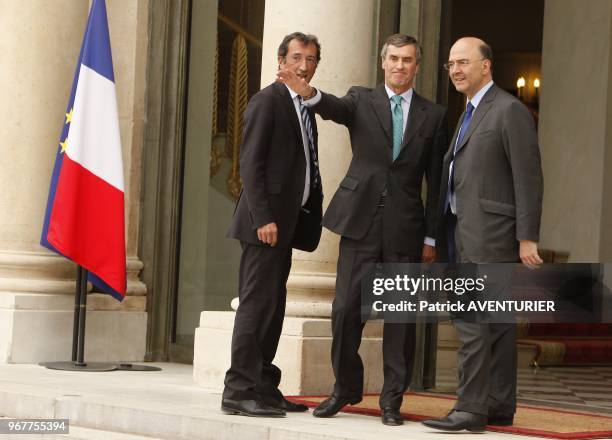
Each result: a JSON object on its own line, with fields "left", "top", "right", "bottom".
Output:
{"left": 0, "top": 251, "right": 147, "bottom": 364}
{"left": 193, "top": 311, "right": 384, "bottom": 396}
{"left": 0, "top": 293, "right": 147, "bottom": 364}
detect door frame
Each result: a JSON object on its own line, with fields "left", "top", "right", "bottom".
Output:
{"left": 140, "top": 0, "right": 192, "bottom": 361}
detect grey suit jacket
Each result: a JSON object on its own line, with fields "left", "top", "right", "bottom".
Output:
{"left": 438, "top": 84, "right": 543, "bottom": 263}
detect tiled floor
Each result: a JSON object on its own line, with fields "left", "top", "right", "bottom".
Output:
{"left": 435, "top": 366, "right": 612, "bottom": 413}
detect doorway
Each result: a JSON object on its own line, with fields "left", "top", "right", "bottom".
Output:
{"left": 171, "top": 0, "right": 265, "bottom": 362}
{"left": 440, "top": 0, "right": 544, "bottom": 131}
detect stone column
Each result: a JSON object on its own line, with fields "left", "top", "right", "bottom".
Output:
{"left": 538, "top": 0, "right": 612, "bottom": 262}
{"left": 0, "top": 0, "right": 148, "bottom": 363}
{"left": 262, "top": 0, "right": 379, "bottom": 318}
{"left": 194, "top": 0, "right": 385, "bottom": 395}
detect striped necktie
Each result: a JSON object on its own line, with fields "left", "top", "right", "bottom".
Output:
{"left": 299, "top": 97, "right": 320, "bottom": 189}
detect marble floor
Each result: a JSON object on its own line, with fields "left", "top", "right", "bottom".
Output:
{"left": 436, "top": 366, "right": 612, "bottom": 413}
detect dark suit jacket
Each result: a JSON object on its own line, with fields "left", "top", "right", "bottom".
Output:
{"left": 227, "top": 82, "right": 323, "bottom": 250}
{"left": 437, "top": 84, "right": 543, "bottom": 263}
{"left": 313, "top": 85, "right": 447, "bottom": 257}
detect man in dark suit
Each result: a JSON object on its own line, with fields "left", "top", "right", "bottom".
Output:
{"left": 278, "top": 34, "right": 447, "bottom": 426}
{"left": 222, "top": 32, "right": 324, "bottom": 418}
{"left": 422, "top": 37, "right": 543, "bottom": 432}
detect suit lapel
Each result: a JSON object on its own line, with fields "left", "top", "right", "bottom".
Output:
{"left": 274, "top": 82, "right": 303, "bottom": 143}
{"left": 401, "top": 91, "right": 426, "bottom": 151}
{"left": 448, "top": 115, "right": 462, "bottom": 160}
{"left": 455, "top": 84, "right": 498, "bottom": 154}
{"left": 370, "top": 85, "right": 393, "bottom": 147}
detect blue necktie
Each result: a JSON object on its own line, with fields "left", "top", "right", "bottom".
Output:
{"left": 391, "top": 95, "right": 403, "bottom": 161}
{"left": 445, "top": 102, "right": 474, "bottom": 213}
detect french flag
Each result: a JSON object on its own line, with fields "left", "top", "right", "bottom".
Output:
{"left": 41, "top": 0, "right": 126, "bottom": 301}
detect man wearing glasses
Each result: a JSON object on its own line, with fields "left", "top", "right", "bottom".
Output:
{"left": 222, "top": 32, "right": 323, "bottom": 417}
{"left": 278, "top": 34, "right": 447, "bottom": 426}
{"left": 422, "top": 37, "right": 543, "bottom": 432}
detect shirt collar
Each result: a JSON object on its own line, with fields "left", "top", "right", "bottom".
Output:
{"left": 285, "top": 84, "right": 300, "bottom": 100}
{"left": 384, "top": 84, "right": 413, "bottom": 103}
{"left": 468, "top": 80, "right": 494, "bottom": 109}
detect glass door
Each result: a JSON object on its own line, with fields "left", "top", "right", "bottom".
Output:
{"left": 171, "top": 0, "right": 265, "bottom": 362}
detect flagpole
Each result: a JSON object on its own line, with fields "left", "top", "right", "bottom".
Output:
{"left": 75, "top": 266, "right": 88, "bottom": 366}
{"left": 71, "top": 265, "right": 84, "bottom": 362}
{"left": 40, "top": 266, "right": 118, "bottom": 371}
{"left": 40, "top": 265, "right": 161, "bottom": 372}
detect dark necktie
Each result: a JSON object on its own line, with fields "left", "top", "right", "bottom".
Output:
{"left": 445, "top": 102, "right": 474, "bottom": 213}
{"left": 299, "top": 97, "right": 320, "bottom": 189}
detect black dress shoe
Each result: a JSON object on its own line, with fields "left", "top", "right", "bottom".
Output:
{"left": 422, "top": 410, "right": 487, "bottom": 432}
{"left": 488, "top": 412, "right": 514, "bottom": 426}
{"left": 381, "top": 407, "right": 403, "bottom": 426}
{"left": 221, "top": 398, "right": 286, "bottom": 417}
{"left": 312, "top": 394, "right": 362, "bottom": 418}
{"left": 274, "top": 397, "right": 309, "bottom": 412}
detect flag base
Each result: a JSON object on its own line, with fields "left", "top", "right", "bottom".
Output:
{"left": 38, "top": 361, "right": 161, "bottom": 372}
{"left": 117, "top": 363, "right": 162, "bottom": 372}
{"left": 38, "top": 266, "right": 161, "bottom": 373}
{"left": 39, "top": 361, "right": 117, "bottom": 372}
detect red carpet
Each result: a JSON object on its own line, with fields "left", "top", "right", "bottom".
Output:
{"left": 518, "top": 323, "right": 612, "bottom": 365}
{"left": 289, "top": 392, "right": 612, "bottom": 439}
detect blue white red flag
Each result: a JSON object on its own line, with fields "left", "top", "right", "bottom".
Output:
{"left": 41, "top": 0, "right": 126, "bottom": 301}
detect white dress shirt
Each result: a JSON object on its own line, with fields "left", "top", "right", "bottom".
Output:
{"left": 449, "top": 80, "right": 495, "bottom": 214}
{"left": 305, "top": 85, "right": 434, "bottom": 248}
{"left": 384, "top": 84, "right": 412, "bottom": 134}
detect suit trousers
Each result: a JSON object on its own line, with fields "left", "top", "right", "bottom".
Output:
{"left": 447, "top": 213, "right": 518, "bottom": 416}
{"left": 223, "top": 242, "right": 292, "bottom": 402}
{"left": 332, "top": 203, "right": 417, "bottom": 409}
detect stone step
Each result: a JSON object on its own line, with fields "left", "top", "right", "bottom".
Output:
{"left": 437, "top": 339, "right": 537, "bottom": 370}
{"left": 0, "top": 384, "right": 526, "bottom": 440}
{"left": 0, "top": 364, "right": 538, "bottom": 440}
{"left": 22, "top": 426, "right": 164, "bottom": 440}
{"left": 436, "top": 322, "right": 538, "bottom": 370}
{"left": 0, "top": 417, "right": 162, "bottom": 440}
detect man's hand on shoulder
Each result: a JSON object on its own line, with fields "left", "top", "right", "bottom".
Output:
{"left": 257, "top": 222, "right": 278, "bottom": 247}
{"left": 276, "top": 68, "right": 313, "bottom": 98}
{"left": 519, "top": 240, "right": 543, "bottom": 269}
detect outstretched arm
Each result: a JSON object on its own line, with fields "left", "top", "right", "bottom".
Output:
{"left": 277, "top": 68, "right": 357, "bottom": 127}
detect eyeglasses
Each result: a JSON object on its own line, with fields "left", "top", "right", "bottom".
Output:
{"left": 285, "top": 54, "right": 318, "bottom": 67}
{"left": 443, "top": 58, "right": 485, "bottom": 71}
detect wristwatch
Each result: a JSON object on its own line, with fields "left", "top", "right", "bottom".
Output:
{"left": 303, "top": 86, "right": 317, "bottom": 100}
